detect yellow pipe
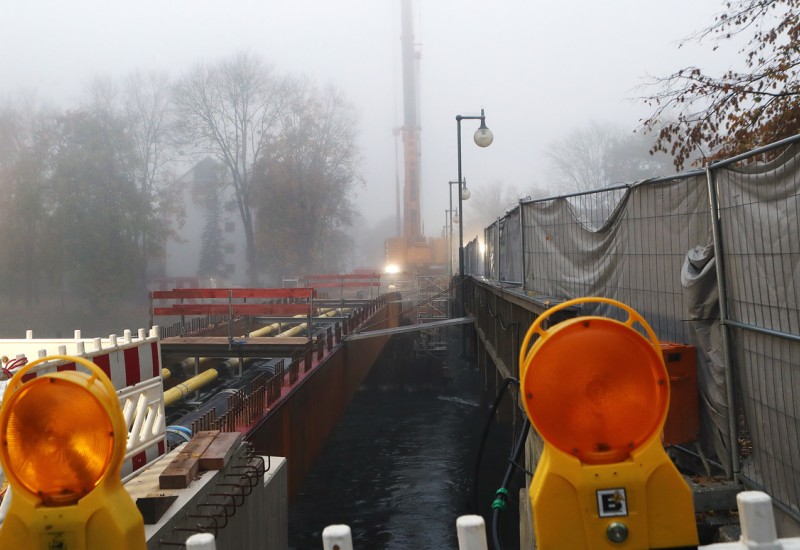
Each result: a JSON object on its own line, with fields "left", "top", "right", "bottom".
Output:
{"left": 249, "top": 307, "right": 338, "bottom": 337}
{"left": 277, "top": 308, "right": 348, "bottom": 337}
{"left": 164, "top": 368, "right": 219, "bottom": 407}
{"left": 161, "top": 307, "right": 349, "bottom": 392}
{"left": 248, "top": 313, "right": 306, "bottom": 337}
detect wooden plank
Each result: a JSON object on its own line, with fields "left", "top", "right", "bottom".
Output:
{"left": 199, "top": 432, "right": 243, "bottom": 470}
{"left": 136, "top": 494, "right": 179, "bottom": 524}
{"left": 158, "top": 431, "right": 220, "bottom": 489}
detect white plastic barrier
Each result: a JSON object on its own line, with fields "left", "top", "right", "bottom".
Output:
{"left": 0, "top": 328, "right": 167, "bottom": 480}
{"left": 322, "top": 525, "right": 354, "bottom": 550}
{"left": 457, "top": 515, "right": 489, "bottom": 550}
{"left": 319, "top": 516, "right": 488, "bottom": 549}
{"left": 700, "top": 491, "right": 800, "bottom": 549}
{"left": 185, "top": 533, "right": 217, "bottom": 549}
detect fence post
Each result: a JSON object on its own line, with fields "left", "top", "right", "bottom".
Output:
{"left": 227, "top": 290, "right": 233, "bottom": 348}
{"left": 520, "top": 199, "right": 527, "bottom": 290}
{"left": 705, "top": 165, "right": 739, "bottom": 479}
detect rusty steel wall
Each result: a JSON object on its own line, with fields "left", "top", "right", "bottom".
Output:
{"left": 465, "top": 278, "right": 575, "bottom": 381}
{"left": 245, "top": 300, "right": 401, "bottom": 499}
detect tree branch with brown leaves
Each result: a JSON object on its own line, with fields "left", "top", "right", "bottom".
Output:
{"left": 640, "top": 0, "right": 800, "bottom": 169}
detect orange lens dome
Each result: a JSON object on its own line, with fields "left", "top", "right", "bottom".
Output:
{"left": 522, "top": 317, "right": 668, "bottom": 464}
{"left": 3, "top": 376, "right": 115, "bottom": 505}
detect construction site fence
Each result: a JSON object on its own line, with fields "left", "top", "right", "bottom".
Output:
{"left": 471, "top": 134, "right": 800, "bottom": 522}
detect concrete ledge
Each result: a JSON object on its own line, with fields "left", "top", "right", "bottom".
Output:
{"left": 686, "top": 477, "right": 743, "bottom": 513}
{"left": 125, "top": 444, "right": 287, "bottom": 549}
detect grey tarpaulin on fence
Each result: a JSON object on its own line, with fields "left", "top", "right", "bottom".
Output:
{"left": 499, "top": 206, "right": 523, "bottom": 284}
{"left": 485, "top": 221, "right": 498, "bottom": 281}
{"left": 681, "top": 244, "right": 731, "bottom": 476}
{"left": 714, "top": 145, "right": 800, "bottom": 513}
{"left": 521, "top": 177, "right": 710, "bottom": 343}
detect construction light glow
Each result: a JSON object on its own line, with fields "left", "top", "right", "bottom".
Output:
{"left": 384, "top": 264, "right": 401, "bottom": 274}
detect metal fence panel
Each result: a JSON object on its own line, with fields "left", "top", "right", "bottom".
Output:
{"left": 464, "top": 237, "right": 482, "bottom": 276}
{"left": 480, "top": 135, "right": 800, "bottom": 521}
{"left": 714, "top": 145, "right": 800, "bottom": 517}
{"left": 499, "top": 206, "right": 523, "bottom": 284}
{"left": 521, "top": 178, "right": 710, "bottom": 342}
{"left": 484, "top": 221, "right": 499, "bottom": 281}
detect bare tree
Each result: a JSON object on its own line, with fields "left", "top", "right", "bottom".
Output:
{"left": 547, "top": 122, "right": 676, "bottom": 193}
{"left": 123, "top": 71, "right": 179, "bottom": 270}
{"left": 0, "top": 99, "right": 52, "bottom": 306}
{"left": 174, "top": 52, "right": 292, "bottom": 286}
{"left": 546, "top": 122, "right": 618, "bottom": 193}
{"left": 252, "top": 82, "right": 361, "bottom": 281}
{"left": 84, "top": 72, "right": 179, "bottom": 290}
{"left": 465, "top": 180, "right": 523, "bottom": 229}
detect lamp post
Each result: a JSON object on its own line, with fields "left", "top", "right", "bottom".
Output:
{"left": 444, "top": 209, "right": 452, "bottom": 278}
{"left": 448, "top": 179, "right": 467, "bottom": 279}
{"left": 455, "top": 109, "right": 493, "bottom": 307}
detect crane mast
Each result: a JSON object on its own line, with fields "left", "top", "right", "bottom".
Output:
{"left": 385, "top": 0, "right": 446, "bottom": 273}
{"left": 401, "top": 0, "right": 422, "bottom": 242}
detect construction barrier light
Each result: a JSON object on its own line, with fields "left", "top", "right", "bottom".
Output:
{"left": 519, "top": 297, "right": 698, "bottom": 549}
{"left": 0, "top": 355, "right": 146, "bottom": 549}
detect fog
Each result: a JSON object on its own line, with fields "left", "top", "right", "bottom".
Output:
{"left": 0, "top": 0, "right": 744, "bottom": 340}
{"left": 2, "top": 1, "right": 737, "bottom": 227}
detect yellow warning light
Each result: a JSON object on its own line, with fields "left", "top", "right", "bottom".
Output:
{"left": 0, "top": 355, "right": 145, "bottom": 549}
{"left": 4, "top": 374, "right": 115, "bottom": 505}
{"left": 519, "top": 297, "right": 698, "bottom": 550}
{"left": 520, "top": 302, "right": 669, "bottom": 464}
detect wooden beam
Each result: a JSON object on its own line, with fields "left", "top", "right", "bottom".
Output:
{"left": 158, "top": 430, "right": 220, "bottom": 489}
{"left": 199, "top": 432, "right": 243, "bottom": 470}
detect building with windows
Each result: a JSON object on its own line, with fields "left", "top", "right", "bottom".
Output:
{"left": 150, "top": 158, "right": 247, "bottom": 290}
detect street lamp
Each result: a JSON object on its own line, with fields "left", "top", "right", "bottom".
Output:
{"left": 455, "top": 108, "right": 493, "bottom": 302}
{"left": 455, "top": 109, "right": 492, "bottom": 357}
{"left": 444, "top": 208, "right": 457, "bottom": 280}
{"left": 448, "top": 179, "right": 469, "bottom": 279}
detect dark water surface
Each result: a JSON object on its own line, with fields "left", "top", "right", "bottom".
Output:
{"left": 287, "top": 356, "right": 517, "bottom": 549}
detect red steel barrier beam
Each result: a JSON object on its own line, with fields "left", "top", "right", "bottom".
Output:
{"left": 152, "top": 304, "right": 317, "bottom": 316}
{"left": 302, "top": 274, "right": 381, "bottom": 289}
{"left": 307, "top": 282, "right": 381, "bottom": 288}
{"left": 151, "top": 288, "right": 316, "bottom": 300}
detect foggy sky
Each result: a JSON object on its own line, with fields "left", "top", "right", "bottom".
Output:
{"left": 1, "top": 0, "right": 735, "bottom": 240}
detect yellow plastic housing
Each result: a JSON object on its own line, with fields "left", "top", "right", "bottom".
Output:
{"left": 520, "top": 298, "right": 698, "bottom": 549}
{"left": 0, "top": 355, "right": 145, "bottom": 549}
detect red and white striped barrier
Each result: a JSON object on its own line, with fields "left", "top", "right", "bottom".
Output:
{"left": 0, "top": 327, "right": 167, "bottom": 479}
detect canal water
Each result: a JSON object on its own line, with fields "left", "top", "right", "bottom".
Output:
{"left": 288, "top": 332, "right": 523, "bottom": 549}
